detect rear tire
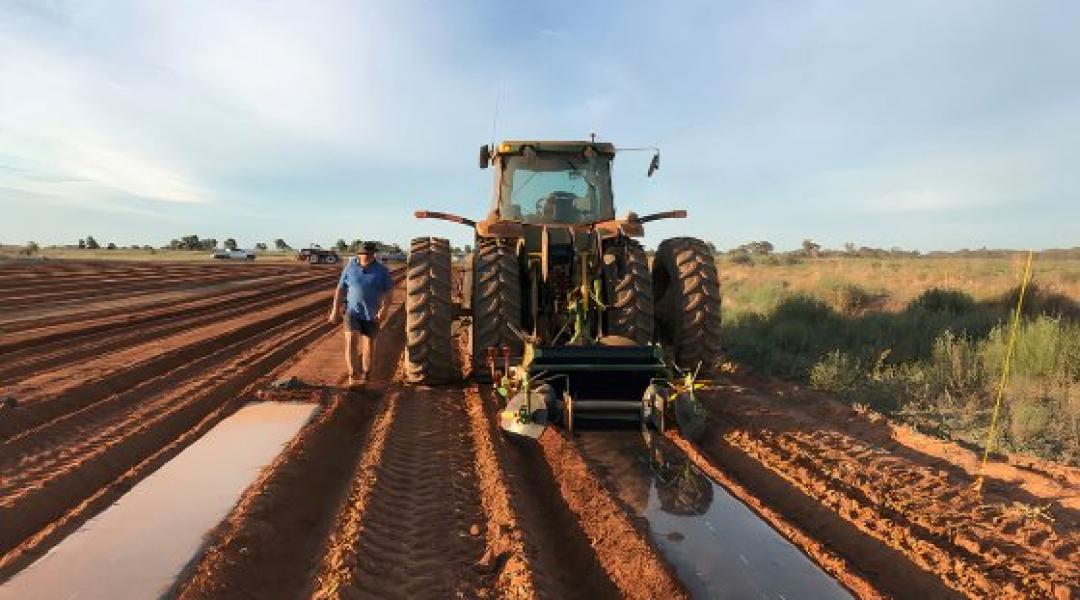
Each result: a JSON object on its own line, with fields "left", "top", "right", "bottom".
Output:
{"left": 471, "top": 238, "right": 522, "bottom": 380}
{"left": 602, "top": 239, "right": 654, "bottom": 345}
{"left": 325, "top": 254, "right": 338, "bottom": 265}
{"left": 653, "top": 237, "right": 722, "bottom": 373}
{"left": 406, "top": 237, "right": 454, "bottom": 384}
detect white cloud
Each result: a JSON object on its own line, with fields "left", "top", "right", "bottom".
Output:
{"left": 0, "top": 21, "right": 208, "bottom": 206}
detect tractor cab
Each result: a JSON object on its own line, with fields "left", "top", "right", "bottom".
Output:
{"left": 485, "top": 141, "right": 617, "bottom": 226}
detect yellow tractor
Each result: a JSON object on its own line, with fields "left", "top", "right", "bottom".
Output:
{"left": 407, "top": 140, "right": 720, "bottom": 436}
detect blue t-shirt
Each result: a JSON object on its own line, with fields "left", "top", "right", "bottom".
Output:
{"left": 338, "top": 258, "right": 393, "bottom": 320}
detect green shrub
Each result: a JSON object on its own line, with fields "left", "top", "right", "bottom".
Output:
{"left": 809, "top": 351, "right": 863, "bottom": 397}
{"left": 1001, "top": 280, "right": 1080, "bottom": 320}
{"left": 927, "top": 330, "right": 985, "bottom": 398}
{"left": 908, "top": 288, "right": 976, "bottom": 314}
{"left": 730, "top": 252, "right": 753, "bottom": 265}
{"left": 1008, "top": 398, "right": 1055, "bottom": 453}
{"left": 814, "top": 279, "right": 878, "bottom": 315}
{"left": 723, "top": 281, "right": 1079, "bottom": 463}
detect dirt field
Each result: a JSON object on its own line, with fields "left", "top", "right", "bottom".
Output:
{"left": 1, "top": 260, "right": 1076, "bottom": 599}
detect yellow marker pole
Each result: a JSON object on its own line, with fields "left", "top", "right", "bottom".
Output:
{"left": 974, "top": 250, "right": 1033, "bottom": 492}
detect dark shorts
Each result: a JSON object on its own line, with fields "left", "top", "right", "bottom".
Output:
{"left": 344, "top": 312, "right": 379, "bottom": 337}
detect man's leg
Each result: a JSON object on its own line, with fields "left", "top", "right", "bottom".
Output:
{"left": 344, "top": 327, "right": 361, "bottom": 379}
{"left": 358, "top": 319, "right": 380, "bottom": 381}
{"left": 360, "top": 332, "right": 375, "bottom": 379}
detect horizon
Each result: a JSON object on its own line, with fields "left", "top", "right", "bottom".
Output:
{"left": 2, "top": 1, "right": 1078, "bottom": 252}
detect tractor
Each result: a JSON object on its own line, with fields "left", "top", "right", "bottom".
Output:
{"left": 406, "top": 140, "right": 721, "bottom": 437}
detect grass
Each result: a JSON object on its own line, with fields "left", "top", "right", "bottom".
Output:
{"left": 719, "top": 255, "right": 1080, "bottom": 465}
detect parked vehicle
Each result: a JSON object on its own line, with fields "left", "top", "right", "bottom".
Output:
{"left": 297, "top": 246, "right": 340, "bottom": 265}
{"left": 212, "top": 248, "right": 256, "bottom": 260}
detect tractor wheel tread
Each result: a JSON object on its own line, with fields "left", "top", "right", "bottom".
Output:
{"left": 471, "top": 239, "right": 522, "bottom": 378}
{"left": 602, "top": 239, "right": 654, "bottom": 345}
{"left": 653, "top": 236, "right": 722, "bottom": 372}
{"left": 405, "top": 236, "right": 455, "bottom": 383}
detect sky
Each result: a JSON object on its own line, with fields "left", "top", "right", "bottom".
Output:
{"left": 1, "top": 0, "right": 1078, "bottom": 252}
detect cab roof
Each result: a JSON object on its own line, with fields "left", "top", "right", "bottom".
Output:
{"left": 494, "top": 140, "right": 616, "bottom": 156}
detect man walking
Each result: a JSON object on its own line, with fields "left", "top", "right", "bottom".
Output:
{"left": 328, "top": 242, "right": 394, "bottom": 387}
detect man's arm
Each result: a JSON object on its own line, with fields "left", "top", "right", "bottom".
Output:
{"left": 375, "top": 266, "right": 393, "bottom": 322}
{"left": 329, "top": 266, "right": 348, "bottom": 324}
{"left": 328, "top": 286, "right": 345, "bottom": 323}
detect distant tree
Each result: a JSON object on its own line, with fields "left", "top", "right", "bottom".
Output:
{"left": 86, "top": 235, "right": 100, "bottom": 250}
{"left": 224, "top": 238, "right": 238, "bottom": 250}
{"left": 335, "top": 239, "right": 348, "bottom": 252}
{"left": 130, "top": 244, "right": 141, "bottom": 250}
{"left": 106, "top": 242, "right": 117, "bottom": 250}
{"left": 254, "top": 242, "right": 268, "bottom": 251}
{"left": 843, "top": 242, "right": 856, "bottom": 255}
{"left": 202, "top": 238, "right": 218, "bottom": 250}
{"left": 349, "top": 239, "right": 364, "bottom": 252}
{"left": 172, "top": 234, "right": 202, "bottom": 250}
{"left": 801, "top": 239, "right": 821, "bottom": 258}
{"left": 78, "top": 238, "right": 86, "bottom": 249}
{"left": 705, "top": 241, "right": 718, "bottom": 255}
{"left": 463, "top": 244, "right": 472, "bottom": 254}
{"left": 22, "top": 241, "right": 40, "bottom": 256}
{"left": 730, "top": 251, "right": 753, "bottom": 265}
{"left": 749, "top": 240, "right": 774, "bottom": 256}
{"left": 274, "top": 239, "right": 290, "bottom": 251}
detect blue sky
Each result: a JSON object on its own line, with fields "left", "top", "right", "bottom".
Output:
{"left": 1, "top": 0, "right": 1077, "bottom": 251}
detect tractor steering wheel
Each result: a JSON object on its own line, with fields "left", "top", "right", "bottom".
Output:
{"left": 535, "top": 191, "right": 580, "bottom": 222}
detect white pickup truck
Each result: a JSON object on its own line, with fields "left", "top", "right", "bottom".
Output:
{"left": 212, "top": 248, "right": 256, "bottom": 260}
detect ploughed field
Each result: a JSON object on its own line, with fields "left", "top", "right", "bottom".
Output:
{"left": 0, "top": 260, "right": 1076, "bottom": 599}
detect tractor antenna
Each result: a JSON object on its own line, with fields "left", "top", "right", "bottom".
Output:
{"left": 490, "top": 82, "right": 502, "bottom": 147}
{"left": 590, "top": 132, "right": 597, "bottom": 143}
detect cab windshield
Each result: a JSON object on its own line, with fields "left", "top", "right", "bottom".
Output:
{"left": 498, "top": 153, "right": 613, "bottom": 224}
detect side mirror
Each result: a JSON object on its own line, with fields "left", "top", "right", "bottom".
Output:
{"left": 647, "top": 152, "right": 660, "bottom": 177}
{"left": 479, "top": 144, "right": 490, "bottom": 169}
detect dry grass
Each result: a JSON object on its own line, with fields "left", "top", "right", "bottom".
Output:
{"left": 718, "top": 254, "right": 1080, "bottom": 464}
{"left": 720, "top": 255, "right": 1080, "bottom": 318}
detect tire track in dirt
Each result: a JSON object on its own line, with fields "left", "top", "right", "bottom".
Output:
{"left": 468, "top": 388, "right": 627, "bottom": 600}
{"left": 0, "top": 270, "right": 328, "bottom": 351}
{"left": 0, "top": 315, "right": 331, "bottom": 580}
{"left": 0, "top": 287, "right": 337, "bottom": 440}
{"left": 687, "top": 384, "right": 1078, "bottom": 599}
{"left": 313, "top": 386, "right": 488, "bottom": 599}
{"left": 0, "top": 268, "right": 284, "bottom": 308}
{"left": 169, "top": 284, "right": 408, "bottom": 600}
{"left": 461, "top": 387, "right": 539, "bottom": 599}
{"left": 0, "top": 273, "right": 335, "bottom": 382}
{"left": 311, "top": 388, "right": 401, "bottom": 599}
{"left": 535, "top": 428, "right": 689, "bottom": 600}
{"left": 0, "top": 266, "right": 324, "bottom": 335}
{"left": 0, "top": 266, "right": 275, "bottom": 298}
{"left": 0, "top": 313, "right": 330, "bottom": 563}
{"left": 1, "top": 310, "right": 320, "bottom": 500}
